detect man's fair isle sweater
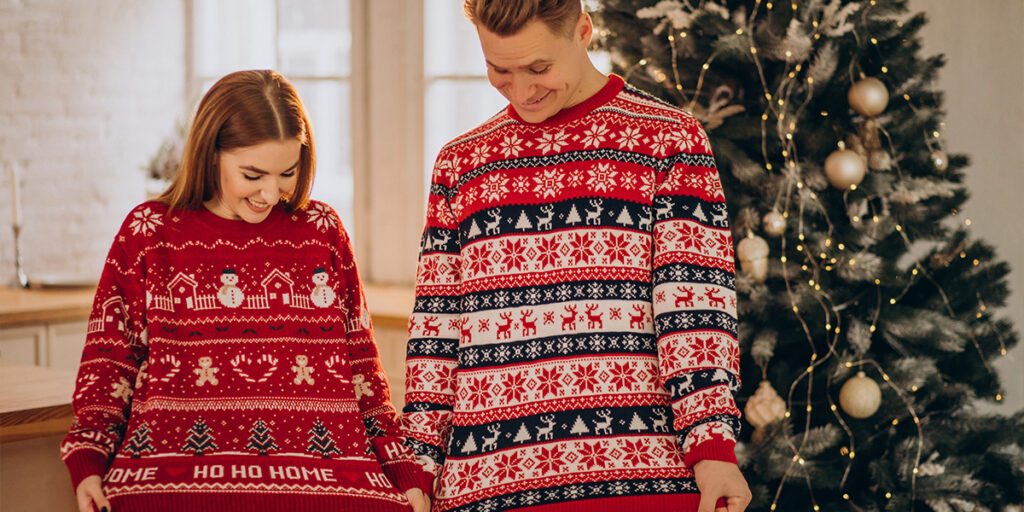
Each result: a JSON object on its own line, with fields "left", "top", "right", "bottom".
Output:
{"left": 401, "top": 75, "right": 742, "bottom": 512}
{"left": 61, "top": 200, "right": 431, "bottom": 511}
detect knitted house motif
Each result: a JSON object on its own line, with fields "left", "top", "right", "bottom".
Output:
{"left": 149, "top": 273, "right": 218, "bottom": 312}
{"left": 87, "top": 296, "right": 126, "bottom": 334}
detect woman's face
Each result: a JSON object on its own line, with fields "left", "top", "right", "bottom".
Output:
{"left": 205, "top": 138, "right": 302, "bottom": 224}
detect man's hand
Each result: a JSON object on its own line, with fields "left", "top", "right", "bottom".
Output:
{"left": 693, "top": 459, "right": 751, "bottom": 512}
{"left": 76, "top": 475, "right": 110, "bottom": 512}
{"left": 406, "top": 487, "right": 431, "bottom": 512}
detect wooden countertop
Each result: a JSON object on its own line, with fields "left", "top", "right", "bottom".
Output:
{"left": 0, "top": 286, "right": 96, "bottom": 328}
{"left": 0, "top": 284, "right": 414, "bottom": 329}
{"left": 0, "top": 363, "right": 77, "bottom": 442}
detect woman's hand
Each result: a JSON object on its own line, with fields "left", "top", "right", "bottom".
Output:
{"left": 76, "top": 475, "right": 110, "bottom": 512}
{"left": 406, "top": 487, "right": 431, "bottom": 512}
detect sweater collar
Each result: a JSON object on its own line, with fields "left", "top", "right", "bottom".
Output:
{"left": 506, "top": 74, "right": 624, "bottom": 126}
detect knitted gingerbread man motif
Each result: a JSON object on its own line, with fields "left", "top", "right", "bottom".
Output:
{"left": 291, "top": 355, "right": 315, "bottom": 385}
{"left": 194, "top": 356, "right": 219, "bottom": 386}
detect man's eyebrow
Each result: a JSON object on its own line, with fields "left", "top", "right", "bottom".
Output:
{"left": 240, "top": 160, "right": 300, "bottom": 174}
{"left": 486, "top": 59, "right": 554, "bottom": 70}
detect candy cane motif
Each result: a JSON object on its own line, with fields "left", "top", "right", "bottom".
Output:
{"left": 230, "top": 353, "right": 279, "bottom": 383}
{"left": 74, "top": 373, "right": 99, "bottom": 399}
{"left": 158, "top": 355, "right": 181, "bottom": 382}
{"left": 134, "top": 360, "right": 150, "bottom": 389}
{"left": 323, "top": 355, "right": 350, "bottom": 383}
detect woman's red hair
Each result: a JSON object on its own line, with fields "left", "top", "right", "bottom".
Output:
{"left": 158, "top": 70, "right": 316, "bottom": 211}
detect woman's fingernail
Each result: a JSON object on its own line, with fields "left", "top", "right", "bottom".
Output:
{"left": 100, "top": 507, "right": 108, "bottom": 512}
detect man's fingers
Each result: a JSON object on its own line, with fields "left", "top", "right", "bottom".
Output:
{"left": 697, "top": 492, "right": 718, "bottom": 512}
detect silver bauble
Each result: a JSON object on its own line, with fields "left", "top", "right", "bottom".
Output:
{"left": 868, "top": 149, "right": 892, "bottom": 170}
{"left": 848, "top": 77, "right": 889, "bottom": 117}
{"left": 839, "top": 371, "right": 882, "bottom": 418}
{"left": 762, "top": 210, "right": 787, "bottom": 237}
{"left": 825, "top": 149, "right": 868, "bottom": 189}
{"left": 930, "top": 150, "right": 949, "bottom": 171}
{"left": 737, "top": 235, "right": 770, "bottom": 283}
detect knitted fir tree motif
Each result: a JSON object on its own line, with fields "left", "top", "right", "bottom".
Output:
{"left": 181, "top": 418, "right": 219, "bottom": 456}
{"left": 123, "top": 422, "right": 156, "bottom": 458}
{"left": 245, "top": 420, "right": 280, "bottom": 456}
{"left": 306, "top": 419, "right": 342, "bottom": 459}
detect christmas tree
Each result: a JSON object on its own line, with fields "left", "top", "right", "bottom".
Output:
{"left": 123, "top": 422, "right": 156, "bottom": 458}
{"left": 593, "top": 1, "right": 1023, "bottom": 510}
{"left": 181, "top": 418, "right": 219, "bottom": 456}
{"left": 245, "top": 420, "right": 280, "bottom": 456}
{"left": 306, "top": 419, "right": 342, "bottom": 459}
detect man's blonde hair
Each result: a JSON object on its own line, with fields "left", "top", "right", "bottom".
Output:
{"left": 463, "top": 0, "right": 582, "bottom": 37}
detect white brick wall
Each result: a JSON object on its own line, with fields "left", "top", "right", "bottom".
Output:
{"left": 0, "top": 0, "right": 185, "bottom": 286}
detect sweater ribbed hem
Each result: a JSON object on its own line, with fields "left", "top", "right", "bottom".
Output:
{"left": 683, "top": 438, "right": 738, "bottom": 468}
{"left": 479, "top": 493, "right": 724, "bottom": 512}
{"left": 107, "top": 493, "right": 413, "bottom": 512}
{"left": 64, "top": 449, "right": 110, "bottom": 492}
{"left": 382, "top": 458, "right": 435, "bottom": 495}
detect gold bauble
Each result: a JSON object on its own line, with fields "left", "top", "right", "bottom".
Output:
{"left": 930, "top": 150, "right": 949, "bottom": 171}
{"left": 848, "top": 77, "right": 889, "bottom": 117}
{"left": 736, "top": 235, "right": 769, "bottom": 283}
{"left": 745, "top": 381, "right": 787, "bottom": 429}
{"left": 839, "top": 371, "right": 882, "bottom": 418}
{"left": 762, "top": 210, "right": 787, "bottom": 237}
{"left": 825, "top": 149, "right": 868, "bottom": 189}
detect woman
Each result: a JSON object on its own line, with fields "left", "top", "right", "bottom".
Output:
{"left": 63, "top": 70, "right": 431, "bottom": 512}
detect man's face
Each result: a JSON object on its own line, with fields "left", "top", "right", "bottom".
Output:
{"left": 476, "top": 15, "right": 592, "bottom": 123}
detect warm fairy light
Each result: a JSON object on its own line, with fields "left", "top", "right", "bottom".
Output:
{"left": 797, "top": 245, "right": 804, "bottom": 252}
{"left": 807, "top": 365, "right": 814, "bottom": 373}
{"left": 965, "top": 219, "right": 973, "bottom": 226}
{"left": 831, "top": 404, "right": 837, "bottom": 411}
{"left": 895, "top": 224, "right": 903, "bottom": 231}
{"left": 781, "top": 256, "right": 788, "bottom": 262}
{"left": 850, "top": 184, "right": 858, "bottom": 191}
{"left": 801, "top": 264, "right": 807, "bottom": 270}
{"left": 881, "top": 66, "right": 888, "bottom": 73}
{"left": 793, "top": 306, "right": 800, "bottom": 313}
{"left": 996, "top": 394, "right": 1003, "bottom": 401}
{"left": 904, "top": 93, "right": 911, "bottom": 100}
{"left": 852, "top": 215, "right": 861, "bottom": 223}
{"left": 932, "top": 131, "right": 941, "bottom": 138}
{"left": 702, "top": 63, "right": 710, "bottom": 70}
{"left": 870, "top": 37, "right": 878, "bottom": 44}
{"left": 809, "top": 280, "right": 816, "bottom": 286}
{"left": 786, "top": 50, "right": 793, "bottom": 58}
{"left": 849, "top": 451, "right": 855, "bottom": 459}
{"left": 681, "top": 31, "right": 687, "bottom": 38}
{"left": 912, "top": 268, "right": 919, "bottom": 275}
{"left": 885, "top": 492, "right": 892, "bottom": 499}
{"left": 639, "top": 59, "right": 647, "bottom": 65}
{"left": 892, "top": 419, "right": 899, "bottom": 425}
{"left": 820, "top": 110, "right": 828, "bottom": 116}
{"left": 762, "top": 113, "right": 770, "bottom": 120}
{"left": 735, "top": 28, "right": 744, "bottom": 35}
{"left": 843, "top": 494, "right": 850, "bottom": 500}
{"left": 785, "top": 411, "right": 792, "bottom": 418}
{"left": 849, "top": 259, "right": 856, "bottom": 266}
{"left": 819, "top": 252, "right": 827, "bottom": 259}
{"left": 882, "top": 374, "right": 891, "bottom": 381}
{"left": 766, "top": 163, "right": 773, "bottom": 170}
{"left": 798, "top": 233, "right": 805, "bottom": 241}
{"left": 751, "top": 46, "right": 758, "bottom": 54}
{"left": 869, "top": 325, "right": 876, "bottom": 332}
{"left": 874, "top": 279, "right": 881, "bottom": 285}
{"left": 668, "top": 34, "right": 674, "bottom": 42}
{"left": 889, "top": 298, "right": 896, "bottom": 304}
{"left": 911, "top": 386, "right": 918, "bottom": 392}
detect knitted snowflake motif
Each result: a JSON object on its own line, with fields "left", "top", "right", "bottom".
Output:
{"left": 129, "top": 206, "right": 164, "bottom": 236}
{"left": 305, "top": 202, "right": 337, "bottom": 233}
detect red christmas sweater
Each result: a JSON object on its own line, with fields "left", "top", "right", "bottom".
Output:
{"left": 61, "top": 200, "right": 432, "bottom": 512}
{"left": 401, "top": 75, "right": 742, "bottom": 512}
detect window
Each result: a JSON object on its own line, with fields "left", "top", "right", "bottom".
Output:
{"left": 190, "top": 0, "right": 354, "bottom": 230}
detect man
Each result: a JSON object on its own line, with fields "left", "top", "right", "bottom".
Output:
{"left": 402, "top": 1, "right": 751, "bottom": 511}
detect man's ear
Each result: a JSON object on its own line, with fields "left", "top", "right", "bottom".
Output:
{"left": 576, "top": 12, "right": 594, "bottom": 46}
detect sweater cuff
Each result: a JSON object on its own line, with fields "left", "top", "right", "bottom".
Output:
{"left": 382, "top": 459, "right": 436, "bottom": 498}
{"left": 64, "top": 449, "right": 110, "bottom": 492}
{"left": 683, "top": 438, "right": 738, "bottom": 468}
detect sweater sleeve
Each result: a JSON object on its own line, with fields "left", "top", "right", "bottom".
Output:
{"left": 328, "top": 205, "right": 434, "bottom": 495}
{"left": 399, "top": 149, "right": 462, "bottom": 480}
{"left": 61, "top": 205, "right": 153, "bottom": 491}
{"left": 651, "top": 120, "right": 742, "bottom": 468}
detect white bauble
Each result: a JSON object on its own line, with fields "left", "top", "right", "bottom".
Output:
{"left": 762, "top": 210, "right": 786, "bottom": 237}
{"left": 737, "top": 235, "right": 770, "bottom": 283}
